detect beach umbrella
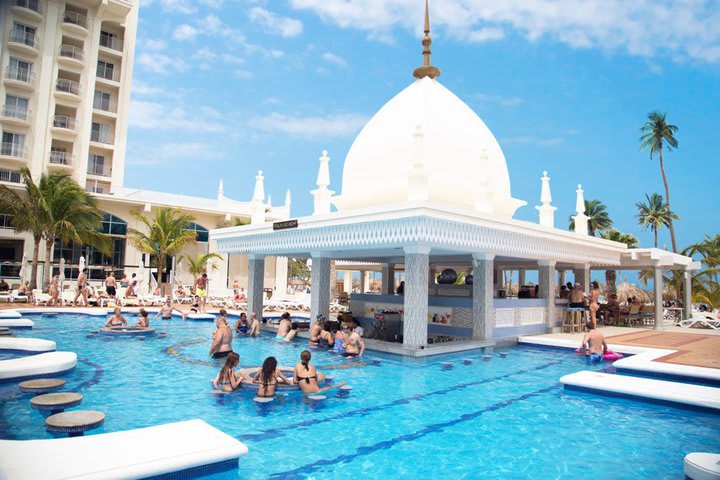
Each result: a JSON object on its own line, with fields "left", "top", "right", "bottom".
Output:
{"left": 150, "top": 265, "right": 158, "bottom": 294}
{"left": 58, "top": 258, "right": 66, "bottom": 288}
{"left": 78, "top": 255, "right": 86, "bottom": 274}
{"left": 18, "top": 254, "right": 27, "bottom": 283}
{"left": 616, "top": 281, "right": 651, "bottom": 304}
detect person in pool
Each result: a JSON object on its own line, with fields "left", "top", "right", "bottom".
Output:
{"left": 235, "top": 312, "right": 249, "bottom": 336}
{"left": 105, "top": 308, "right": 127, "bottom": 328}
{"left": 276, "top": 312, "right": 292, "bottom": 340}
{"left": 136, "top": 308, "right": 150, "bottom": 328}
{"left": 249, "top": 312, "right": 261, "bottom": 337}
{"left": 209, "top": 310, "right": 233, "bottom": 359}
{"left": 253, "top": 356, "right": 290, "bottom": 398}
{"left": 343, "top": 323, "right": 365, "bottom": 357}
{"left": 213, "top": 352, "right": 243, "bottom": 392}
{"left": 309, "top": 315, "right": 326, "bottom": 346}
{"left": 155, "top": 299, "right": 175, "bottom": 320}
{"left": 284, "top": 321, "right": 299, "bottom": 342}
{"left": 293, "top": 350, "right": 345, "bottom": 395}
{"left": 333, "top": 327, "right": 347, "bottom": 354}
{"left": 580, "top": 320, "right": 607, "bottom": 362}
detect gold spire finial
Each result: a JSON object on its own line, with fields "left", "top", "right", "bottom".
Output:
{"left": 413, "top": 0, "right": 440, "bottom": 79}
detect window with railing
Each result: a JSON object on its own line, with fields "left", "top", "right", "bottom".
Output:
{"left": 93, "top": 91, "right": 111, "bottom": 111}
{"left": 9, "top": 23, "right": 37, "bottom": 49}
{"left": 0, "top": 213, "right": 13, "bottom": 229}
{"left": 59, "top": 45, "right": 84, "bottom": 61}
{"left": 14, "top": 0, "right": 41, "bottom": 14}
{"left": 3, "top": 95, "right": 29, "bottom": 120}
{"left": 88, "top": 153, "right": 108, "bottom": 175}
{"left": 99, "top": 31, "right": 122, "bottom": 51}
{"left": 1, "top": 132, "right": 25, "bottom": 157}
{"left": 53, "top": 115, "right": 75, "bottom": 130}
{"left": 63, "top": 10, "right": 87, "bottom": 29}
{"left": 49, "top": 148, "right": 71, "bottom": 165}
{"left": 90, "top": 123, "right": 111, "bottom": 144}
{"left": 96, "top": 60, "right": 115, "bottom": 81}
{"left": 56, "top": 78, "right": 80, "bottom": 95}
{"left": 7, "top": 58, "right": 32, "bottom": 83}
{"left": 0, "top": 170, "right": 22, "bottom": 183}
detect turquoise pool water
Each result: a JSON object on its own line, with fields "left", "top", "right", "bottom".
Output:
{"left": 2, "top": 313, "right": 719, "bottom": 479}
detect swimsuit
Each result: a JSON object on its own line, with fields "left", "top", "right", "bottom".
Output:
{"left": 587, "top": 353, "right": 603, "bottom": 363}
{"left": 296, "top": 374, "right": 317, "bottom": 384}
{"left": 106, "top": 285, "right": 116, "bottom": 296}
{"left": 238, "top": 325, "right": 248, "bottom": 334}
{"left": 197, "top": 288, "right": 207, "bottom": 296}
{"left": 212, "top": 350, "right": 232, "bottom": 359}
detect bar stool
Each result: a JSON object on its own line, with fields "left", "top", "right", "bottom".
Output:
{"left": 562, "top": 309, "right": 576, "bottom": 333}
{"left": 573, "top": 309, "right": 587, "bottom": 333}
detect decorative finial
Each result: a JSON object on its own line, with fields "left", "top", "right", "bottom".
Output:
{"left": 413, "top": 0, "right": 441, "bottom": 80}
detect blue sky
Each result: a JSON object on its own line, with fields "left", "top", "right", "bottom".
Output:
{"left": 126, "top": 0, "right": 720, "bottom": 251}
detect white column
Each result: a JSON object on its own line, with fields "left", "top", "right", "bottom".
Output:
{"left": 654, "top": 267, "right": 664, "bottom": 330}
{"left": 538, "top": 260, "right": 557, "bottom": 330}
{"left": 247, "top": 255, "right": 265, "bottom": 321}
{"left": 574, "top": 265, "right": 590, "bottom": 293}
{"left": 472, "top": 253, "right": 495, "bottom": 340}
{"left": 683, "top": 270, "right": 693, "bottom": 320}
{"left": 274, "top": 256, "right": 288, "bottom": 295}
{"left": 403, "top": 246, "right": 430, "bottom": 347}
{"left": 359, "top": 270, "right": 367, "bottom": 293}
{"left": 310, "top": 253, "right": 331, "bottom": 321}
{"left": 343, "top": 271, "right": 353, "bottom": 294}
{"left": 519, "top": 269, "right": 526, "bottom": 286}
{"left": 381, "top": 264, "right": 395, "bottom": 295}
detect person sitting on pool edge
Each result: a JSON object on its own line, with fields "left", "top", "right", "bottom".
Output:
{"left": 293, "top": 350, "right": 345, "bottom": 395}
{"left": 253, "top": 356, "right": 290, "bottom": 398}
{"left": 343, "top": 323, "right": 365, "bottom": 357}
{"left": 209, "top": 310, "right": 233, "bottom": 359}
{"left": 213, "top": 352, "right": 243, "bottom": 392}
{"left": 580, "top": 320, "right": 607, "bottom": 363}
{"left": 276, "top": 312, "right": 292, "bottom": 340}
{"left": 136, "top": 308, "right": 150, "bottom": 328}
{"left": 105, "top": 308, "right": 126, "bottom": 328}
{"left": 235, "top": 312, "right": 249, "bottom": 336}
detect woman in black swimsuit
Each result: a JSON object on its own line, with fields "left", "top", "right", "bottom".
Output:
{"left": 253, "top": 356, "right": 290, "bottom": 398}
{"left": 292, "top": 350, "right": 344, "bottom": 395}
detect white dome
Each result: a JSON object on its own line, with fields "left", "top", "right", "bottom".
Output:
{"left": 332, "top": 77, "right": 526, "bottom": 217}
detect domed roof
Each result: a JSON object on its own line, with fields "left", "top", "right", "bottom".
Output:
{"left": 332, "top": 76, "right": 526, "bottom": 217}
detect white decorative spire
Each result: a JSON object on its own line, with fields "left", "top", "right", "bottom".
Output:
{"left": 217, "top": 178, "right": 224, "bottom": 200}
{"left": 408, "top": 124, "right": 429, "bottom": 202}
{"left": 311, "top": 150, "right": 334, "bottom": 215}
{"left": 572, "top": 183, "right": 589, "bottom": 235}
{"left": 251, "top": 170, "right": 266, "bottom": 224}
{"left": 285, "top": 189, "right": 292, "bottom": 207}
{"left": 266, "top": 195, "right": 272, "bottom": 207}
{"left": 535, "top": 170, "right": 557, "bottom": 227}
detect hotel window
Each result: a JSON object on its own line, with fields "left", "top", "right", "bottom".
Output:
{"left": 99, "top": 31, "right": 116, "bottom": 49}
{"left": 88, "top": 153, "right": 105, "bottom": 175}
{"left": 4, "top": 95, "right": 28, "bottom": 119}
{"left": 1, "top": 132, "right": 25, "bottom": 157}
{"left": 186, "top": 223, "right": 209, "bottom": 242}
{"left": 96, "top": 60, "right": 115, "bottom": 81}
{"left": 10, "top": 22, "right": 36, "bottom": 47}
{"left": 90, "top": 122, "right": 110, "bottom": 143}
{"left": 93, "top": 91, "right": 111, "bottom": 111}
{"left": 8, "top": 58, "right": 32, "bottom": 83}
{"left": 0, "top": 213, "right": 13, "bottom": 229}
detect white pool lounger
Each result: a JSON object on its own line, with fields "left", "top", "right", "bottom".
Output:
{"left": 0, "top": 351, "right": 77, "bottom": 381}
{"left": 0, "top": 419, "right": 249, "bottom": 480}
{"left": 560, "top": 371, "right": 720, "bottom": 411}
{"left": 0, "top": 337, "right": 56, "bottom": 353}
{"left": 0, "top": 318, "right": 34, "bottom": 328}
{"left": 684, "top": 453, "right": 720, "bottom": 480}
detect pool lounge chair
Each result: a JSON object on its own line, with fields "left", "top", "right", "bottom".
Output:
{"left": 10, "top": 289, "right": 29, "bottom": 303}
{"left": 678, "top": 316, "right": 720, "bottom": 330}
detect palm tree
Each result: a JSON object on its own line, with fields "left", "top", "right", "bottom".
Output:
{"left": 0, "top": 167, "right": 47, "bottom": 288}
{"left": 636, "top": 193, "right": 678, "bottom": 248}
{"left": 215, "top": 218, "right": 249, "bottom": 229}
{"left": 127, "top": 208, "right": 198, "bottom": 287}
{"left": 178, "top": 252, "right": 224, "bottom": 278}
{"left": 687, "top": 234, "right": 720, "bottom": 283}
{"left": 568, "top": 199, "right": 613, "bottom": 236}
{"left": 600, "top": 229, "right": 639, "bottom": 297}
{"left": 640, "top": 111, "right": 679, "bottom": 252}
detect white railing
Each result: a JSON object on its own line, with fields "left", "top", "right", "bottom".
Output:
{"left": 63, "top": 11, "right": 87, "bottom": 29}
{"left": 56, "top": 78, "right": 80, "bottom": 95}
{"left": 96, "top": 65, "right": 118, "bottom": 82}
{"left": 87, "top": 164, "right": 111, "bottom": 176}
{"left": 14, "top": 0, "right": 41, "bottom": 14}
{"left": 49, "top": 151, "right": 73, "bottom": 166}
{"left": 59, "top": 45, "right": 85, "bottom": 62}
{"left": 4, "top": 66, "right": 34, "bottom": 84}
{"left": 0, "top": 170, "right": 22, "bottom": 183}
{"left": 9, "top": 29, "right": 39, "bottom": 49}
{"left": 93, "top": 100, "right": 116, "bottom": 113}
{"left": 0, "top": 143, "right": 26, "bottom": 158}
{"left": 2, "top": 105, "right": 30, "bottom": 121}
{"left": 53, "top": 115, "right": 76, "bottom": 130}
{"left": 99, "top": 35, "right": 123, "bottom": 51}
{"left": 90, "top": 132, "right": 113, "bottom": 144}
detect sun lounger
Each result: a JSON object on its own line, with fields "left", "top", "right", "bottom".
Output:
{"left": 10, "top": 289, "right": 29, "bottom": 303}
{"left": 0, "top": 419, "right": 248, "bottom": 480}
{"left": 678, "top": 316, "right": 720, "bottom": 330}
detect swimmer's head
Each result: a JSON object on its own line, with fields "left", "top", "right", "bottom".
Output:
{"left": 586, "top": 321, "right": 595, "bottom": 331}
{"left": 114, "top": 307, "right": 121, "bottom": 314}
{"left": 219, "top": 308, "right": 227, "bottom": 316}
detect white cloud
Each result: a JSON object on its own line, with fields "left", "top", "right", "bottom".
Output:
{"left": 127, "top": 142, "right": 223, "bottom": 166}
{"left": 129, "top": 100, "right": 227, "bottom": 133}
{"left": 139, "top": 38, "right": 167, "bottom": 51}
{"left": 249, "top": 7, "right": 303, "bottom": 37}
{"left": 200, "top": 0, "right": 223, "bottom": 8}
{"left": 250, "top": 112, "right": 368, "bottom": 137}
{"left": 473, "top": 93, "right": 522, "bottom": 107}
{"left": 322, "top": 52, "right": 348, "bottom": 67}
{"left": 159, "top": 0, "right": 196, "bottom": 14}
{"left": 131, "top": 81, "right": 165, "bottom": 96}
{"left": 136, "top": 53, "right": 187, "bottom": 74}
{"left": 173, "top": 24, "right": 198, "bottom": 41}
{"left": 502, "top": 135, "right": 564, "bottom": 146}
{"left": 289, "top": 0, "right": 720, "bottom": 64}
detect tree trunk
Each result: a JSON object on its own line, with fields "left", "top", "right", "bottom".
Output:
{"left": 329, "top": 260, "right": 337, "bottom": 303}
{"left": 29, "top": 235, "right": 40, "bottom": 289}
{"left": 43, "top": 239, "right": 53, "bottom": 289}
{"left": 658, "top": 146, "right": 678, "bottom": 252}
{"left": 605, "top": 269, "right": 617, "bottom": 297}
{"left": 654, "top": 228, "right": 658, "bottom": 248}
{"left": 156, "top": 253, "right": 164, "bottom": 290}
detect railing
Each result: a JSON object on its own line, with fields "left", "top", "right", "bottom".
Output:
{"left": 99, "top": 35, "right": 123, "bottom": 52}
{"left": 0, "top": 170, "right": 22, "bottom": 183}
{"left": 2, "top": 105, "right": 30, "bottom": 121}
{"left": 49, "top": 151, "right": 73, "bottom": 166}
{"left": 96, "top": 65, "right": 118, "bottom": 82}
{"left": 4, "top": 66, "right": 34, "bottom": 84}
{"left": 9, "top": 29, "right": 39, "bottom": 49}
{"left": 90, "top": 131, "right": 113, "bottom": 144}
{"left": 59, "top": 45, "right": 85, "bottom": 62}
{"left": 0, "top": 143, "right": 26, "bottom": 158}
{"left": 56, "top": 78, "right": 80, "bottom": 95}
{"left": 93, "top": 100, "right": 115, "bottom": 113}
{"left": 53, "top": 115, "right": 76, "bottom": 130}
{"left": 63, "top": 11, "right": 87, "bottom": 29}
{"left": 14, "top": 0, "right": 41, "bottom": 14}
{"left": 87, "top": 165, "right": 111, "bottom": 177}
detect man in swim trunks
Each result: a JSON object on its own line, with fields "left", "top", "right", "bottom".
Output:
{"left": 581, "top": 321, "right": 607, "bottom": 363}
{"left": 194, "top": 273, "right": 208, "bottom": 313}
{"left": 155, "top": 299, "right": 175, "bottom": 320}
{"left": 105, "top": 308, "right": 126, "bottom": 328}
{"left": 104, "top": 272, "right": 117, "bottom": 299}
{"left": 277, "top": 312, "right": 292, "bottom": 340}
{"left": 343, "top": 324, "right": 365, "bottom": 357}
{"left": 569, "top": 283, "right": 586, "bottom": 308}
{"left": 249, "top": 312, "right": 261, "bottom": 337}
{"left": 73, "top": 268, "right": 89, "bottom": 306}
{"left": 209, "top": 310, "right": 233, "bottom": 359}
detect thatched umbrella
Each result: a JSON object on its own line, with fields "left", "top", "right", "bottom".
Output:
{"left": 616, "top": 281, "right": 652, "bottom": 304}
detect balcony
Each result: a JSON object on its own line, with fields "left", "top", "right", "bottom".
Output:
{"left": 8, "top": 30, "right": 39, "bottom": 55}
{"left": 96, "top": 67, "right": 120, "bottom": 85}
{"left": 0, "top": 143, "right": 26, "bottom": 162}
{"left": 51, "top": 115, "right": 77, "bottom": 139}
{"left": 11, "top": 0, "right": 42, "bottom": 21}
{"left": 3, "top": 67, "right": 34, "bottom": 90}
{"left": 87, "top": 164, "right": 112, "bottom": 177}
{"left": 99, "top": 36, "right": 123, "bottom": 55}
{"left": 48, "top": 151, "right": 73, "bottom": 168}
{"left": 58, "top": 45, "right": 85, "bottom": 68}
{"left": 1, "top": 105, "right": 31, "bottom": 126}
{"left": 0, "top": 169, "right": 22, "bottom": 184}
{"left": 62, "top": 11, "right": 88, "bottom": 35}
{"left": 55, "top": 79, "right": 81, "bottom": 103}
{"left": 90, "top": 132, "right": 114, "bottom": 146}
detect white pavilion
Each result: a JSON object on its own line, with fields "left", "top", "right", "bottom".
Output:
{"left": 211, "top": 3, "right": 699, "bottom": 355}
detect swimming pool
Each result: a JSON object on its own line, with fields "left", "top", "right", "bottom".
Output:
{"left": 2, "top": 313, "right": 719, "bottom": 479}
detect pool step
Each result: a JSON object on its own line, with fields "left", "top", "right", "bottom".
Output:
{"left": 560, "top": 371, "right": 720, "bottom": 411}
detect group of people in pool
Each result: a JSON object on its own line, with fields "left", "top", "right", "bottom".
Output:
{"left": 213, "top": 350, "right": 346, "bottom": 397}
{"left": 308, "top": 315, "right": 365, "bottom": 357}
{"left": 104, "top": 307, "right": 152, "bottom": 328}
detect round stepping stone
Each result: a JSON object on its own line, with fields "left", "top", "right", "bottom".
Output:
{"left": 483, "top": 355, "right": 492, "bottom": 361}
{"left": 339, "top": 385, "right": 353, "bottom": 392}
{"left": 371, "top": 359, "right": 381, "bottom": 365}
{"left": 498, "top": 352, "right": 508, "bottom": 358}
{"left": 254, "top": 396, "right": 274, "bottom": 403}
{"left": 31, "top": 392, "right": 83, "bottom": 413}
{"left": 19, "top": 379, "right": 65, "bottom": 395}
{"left": 441, "top": 362, "right": 453, "bottom": 368}
{"left": 324, "top": 376, "right": 335, "bottom": 384}
{"left": 308, "top": 395, "right": 326, "bottom": 401}
{"left": 46, "top": 410, "right": 105, "bottom": 437}
{"left": 463, "top": 359, "right": 473, "bottom": 365}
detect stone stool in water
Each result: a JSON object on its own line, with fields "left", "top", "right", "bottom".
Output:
{"left": 0, "top": 327, "right": 12, "bottom": 336}
{"left": 31, "top": 393, "right": 83, "bottom": 415}
{"left": 46, "top": 411, "right": 105, "bottom": 437}
{"left": 19, "top": 379, "right": 65, "bottom": 395}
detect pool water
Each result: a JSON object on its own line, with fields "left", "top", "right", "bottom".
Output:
{"left": 2, "top": 313, "right": 719, "bottom": 479}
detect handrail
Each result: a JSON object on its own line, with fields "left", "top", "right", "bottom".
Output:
{"left": 53, "top": 115, "right": 76, "bottom": 130}
{"left": 9, "top": 29, "right": 39, "bottom": 49}
{"left": 99, "top": 35, "right": 123, "bottom": 51}
{"left": 14, "top": 0, "right": 42, "bottom": 14}
{"left": 4, "top": 66, "right": 34, "bottom": 83}
{"left": 56, "top": 78, "right": 80, "bottom": 95}
{"left": 1, "top": 143, "right": 26, "bottom": 158}
{"left": 49, "top": 151, "right": 73, "bottom": 166}
{"left": 59, "top": 45, "right": 85, "bottom": 61}
{"left": 63, "top": 11, "right": 87, "bottom": 29}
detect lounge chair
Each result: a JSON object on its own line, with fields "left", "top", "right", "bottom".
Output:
{"left": 617, "top": 303, "right": 641, "bottom": 327}
{"left": 34, "top": 292, "right": 52, "bottom": 306}
{"left": 10, "top": 289, "right": 29, "bottom": 303}
{"left": 639, "top": 304, "right": 655, "bottom": 327}
{"left": 678, "top": 316, "right": 720, "bottom": 330}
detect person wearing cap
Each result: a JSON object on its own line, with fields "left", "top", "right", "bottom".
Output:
{"left": 568, "top": 282, "right": 586, "bottom": 308}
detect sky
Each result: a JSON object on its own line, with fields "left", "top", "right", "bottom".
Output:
{"left": 126, "top": 0, "right": 720, "bottom": 252}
